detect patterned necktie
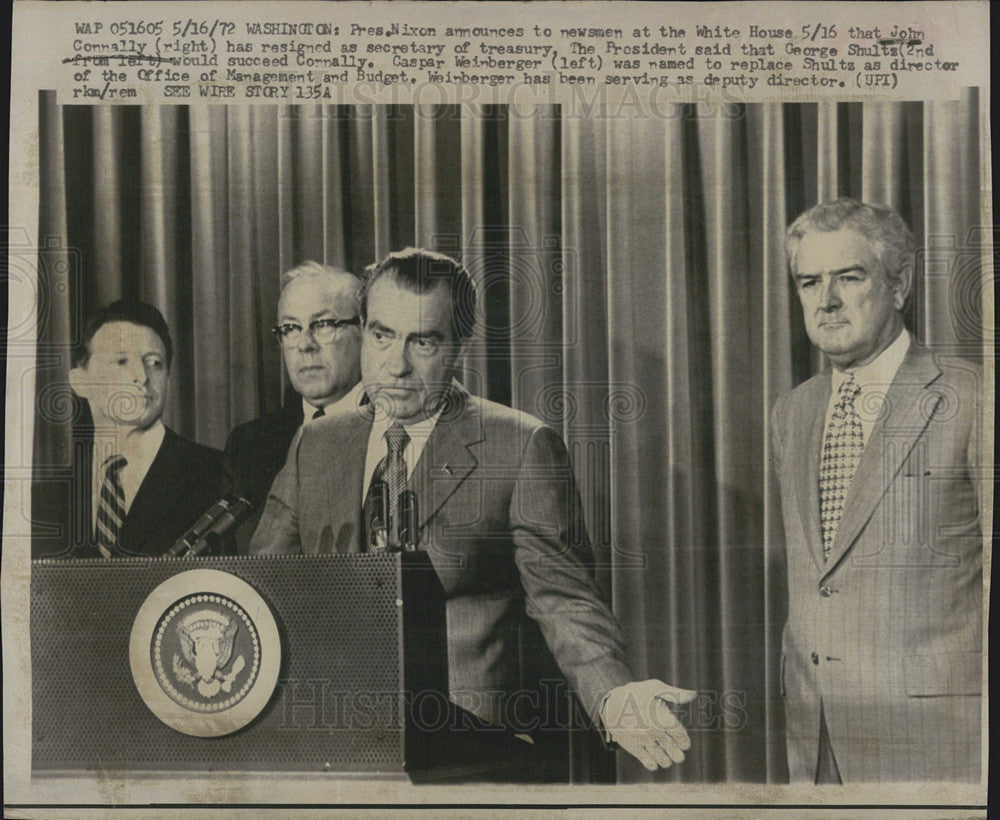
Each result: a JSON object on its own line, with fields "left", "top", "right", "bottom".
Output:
{"left": 311, "top": 406, "right": 325, "bottom": 420}
{"left": 95, "top": 454, "right": 128, "bottom": 558}
{"left": 819, "top": 375, "right": 864, "bottom": 560}
{"left": 363, "top": 424, "right": 410, "bottom": 549}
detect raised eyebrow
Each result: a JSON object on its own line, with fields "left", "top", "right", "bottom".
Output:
{"left": 408, "top": 331, "right": 445, "bottom": 343}
{"left": 277, "top": 308, "right": 338, "bottom": 325}
{"left": 794, "top": 265, "right": 867, "bottom": 281}
{"left": 366, "top": 319, "right": 394, "bottom": 335}
{"left": 308, "top": 309, "right": 344, "bottom": 323}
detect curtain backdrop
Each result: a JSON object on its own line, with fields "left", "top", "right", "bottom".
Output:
{"left": 34, "top": 90, "right": 984, "bottom": 783}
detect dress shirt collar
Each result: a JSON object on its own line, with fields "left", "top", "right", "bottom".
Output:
{"left": 303, "top": 397, "right": 323, "bottom": 422}
{"left": 827, "top": 328, "right": 910, "bottom": 442}
{"left": 369, "top": 405, "right": 443, "bottom": 466}
{"left": 302, "top": 382, "right": 363, "bottom": 424}
{"left": 831, "top": 328, "right": 910, "bottom": 394}
{"left": 362, "top": 395, "right": 445, "bottom": 492}
{"left": 92, "top": 419, "right": 166, "bottom": 475}
{"left": 91, "top": 420, "right": 166, "bottom": 522}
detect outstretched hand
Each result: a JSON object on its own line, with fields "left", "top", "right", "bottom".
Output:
{"left": 600, "top": 679, "right": 697, "bottom": 771}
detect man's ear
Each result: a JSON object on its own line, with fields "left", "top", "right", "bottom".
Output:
{"left": 449, "top": 338, "right": 470, "bottom": 375}
{"left": 68, "top": 365, "right": 89, "bottom": 400}
{"left": 893, "top": 263, "right": 914, "bottom": 311}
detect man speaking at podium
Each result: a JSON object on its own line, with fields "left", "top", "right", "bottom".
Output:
{"left": 252, "top": 248, "right": 696, "bottom": 776}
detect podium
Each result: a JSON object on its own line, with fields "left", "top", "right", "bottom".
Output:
{"left": 30, "top": 553, "right": 469, "bottom": 776}
{"left": 30, "top": 552, "right": 608, "bottom": 782}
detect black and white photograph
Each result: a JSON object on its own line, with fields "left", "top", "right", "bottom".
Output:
{"left": 3, "top": 1, "right": 991, "bottom": 814}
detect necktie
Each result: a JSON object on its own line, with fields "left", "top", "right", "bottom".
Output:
{"left": 363, "top": 424, "right": 410, "bottom": 549}
{"left": 312, "top": 406, "right": 325, "bottom": 420}
{"left": 95, "top": 454, "right": 128, "bottom": 558}
{"left": 819, "top": 375, "right": 864, "bottom": 560}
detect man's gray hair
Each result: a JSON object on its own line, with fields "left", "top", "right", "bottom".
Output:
{"left": 280, "top": 260, "right": 360, "bottom": 292}
{"left": 785, "top": 198, "right": 916, "bottom": 288}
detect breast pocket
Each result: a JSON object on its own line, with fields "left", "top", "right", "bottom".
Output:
{"left": 853, "top": 468, "right": 961, "bottom": 568}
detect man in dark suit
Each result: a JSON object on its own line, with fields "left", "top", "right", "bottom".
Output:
{"left": 771, "top": 199, "right": 983, "bottom": 782}
{"left": 252, "top": 248, "right": 696, "bottom": 776}
{"left": 34, "top": 299, "right": 224, "bottom": 558}
{"left": 223, "top": 262, "right": 362, "bottom": 552}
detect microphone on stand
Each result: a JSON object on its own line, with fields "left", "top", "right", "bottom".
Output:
{"left": 369, "top": 479, "right": 389, "bottom": 551}
{"left": 184, "top": 495, "right": 255, "bottom": 557}
{"left": 399, "top": 490, "right": 418, "bottom": 551}
{"left": 165, "top": 497, "right": 232, "bottom": 556}
{"left": 165, "top": 494, "right": 254, "bottom": 557}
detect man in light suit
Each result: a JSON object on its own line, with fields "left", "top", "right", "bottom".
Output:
{"left": 33, "top": 299, "right": 224, "bottom": 558}
{"left": 223, "top": 262, "right": 362, "bottom": 552}
{"left": 252, "top": 247, "right": 696, "bottom": 778}
{"left": 771, "top": 199, "right": 983, "bottom": 783}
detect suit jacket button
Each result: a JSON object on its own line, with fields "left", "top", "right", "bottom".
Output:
{"left": 811, "top": 652, "right": 820, "bottom": 665}
{"left": 820, "top": 586, "right": 833, "bottom": 597}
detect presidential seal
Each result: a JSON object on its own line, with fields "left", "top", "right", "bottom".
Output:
{"left": 129, "top": 569, "right": 280, "bottom": 737}
{"left": 155, "top": 595, "right": 258, "bottom": 709}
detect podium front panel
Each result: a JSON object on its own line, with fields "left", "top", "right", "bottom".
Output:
{"left": 30, "top": 555, "right": 442, "bottom": 774}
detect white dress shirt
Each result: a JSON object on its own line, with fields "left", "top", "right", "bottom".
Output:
{"left": 824, "top": 328, "right": 910, "bottom": 447}
{"left": 362, "top": 406, "right": 443, "bottom": 501}
{"left": 90, "top": 420, "right": 166, "bottom": 530}
{"left": 303, "top": 397, "right": 325, "bottom": 422}
{"left": 302, "top": 382, "right": 364, "bottom": 425}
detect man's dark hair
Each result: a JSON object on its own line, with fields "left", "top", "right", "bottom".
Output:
{"left": 74, "top": 299, "right": 174, "bottom": 370}
{"left": 359, "top": 247, "right": 477, "bottom": 343}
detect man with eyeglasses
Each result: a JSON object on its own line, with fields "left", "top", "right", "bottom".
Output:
{"left": 222, "top": 261, "right": 362, "bottom": 552}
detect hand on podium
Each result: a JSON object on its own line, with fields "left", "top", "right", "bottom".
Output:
{"left": 600, "top": 679, "right": 697, "bottom": 770}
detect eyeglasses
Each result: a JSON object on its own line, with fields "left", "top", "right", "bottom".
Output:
{"left": 270, "top": 317, "right": 361, "bottom": 347}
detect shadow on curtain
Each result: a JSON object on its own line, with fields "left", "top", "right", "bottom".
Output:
{"left": 33, "top": 91, "right": 984, "bottom": 783}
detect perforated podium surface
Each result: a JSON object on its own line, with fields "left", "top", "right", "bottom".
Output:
{"left": 31, "top": 554, "right": 448, "bottom": 774}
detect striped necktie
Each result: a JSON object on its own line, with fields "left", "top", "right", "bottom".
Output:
{"left": 96, "top": 454, "right": 128, "bottom": 558}
{"left": 363, "top": 424, "right": 410, "bottom": 549}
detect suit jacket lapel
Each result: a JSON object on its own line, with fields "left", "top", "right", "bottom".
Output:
{"left": 823, "top": 344, "right": 943, "bottom": 574}
{"left": 74, "top": 434, "right": 95, "bottom": 551}
{"left": 793, "top": 375, "right": 830, "bottom": 572}
{"left": 119, "top": 428, "right": 179, "bottom": 552}
{"left": 410, "top": 388, "right": 482, "bottom": 533}
{"left": 325, "top": 406, "right": 373, "bottom": 551}
{"left": 280, "top": 401, "right": 305, "bottom": 438}
{"left": 275, "top": 402, "right": 306, "bottom": 472}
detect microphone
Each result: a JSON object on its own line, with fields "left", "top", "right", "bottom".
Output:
{"left": 369, "top": 479, "right": 389, "bottom": 551}
{"left": 165, "top": 497, "right": 232, "bottom": 556}
{"left": 184, "top": 495, "right": 255, "bottom": 557}
{"left": 165, "top": 494, "right": 254, "bottom": 557}
{"left": 398, "top": 490, "right": 418, "bottom": 551}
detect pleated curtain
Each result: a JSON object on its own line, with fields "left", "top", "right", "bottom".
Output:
{"left": 34, "top": 89, "right": 984, "bottom": 782}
